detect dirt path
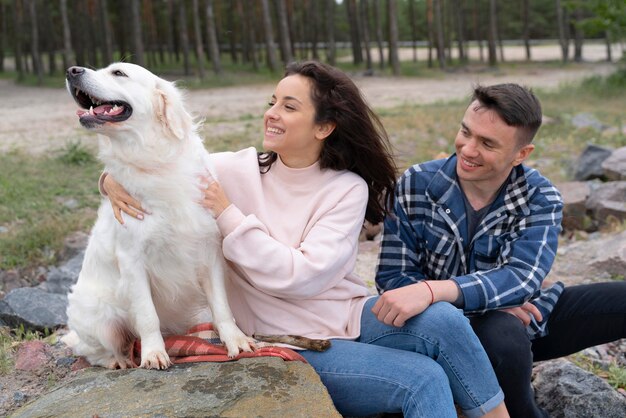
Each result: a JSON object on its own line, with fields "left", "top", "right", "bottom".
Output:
{"left": 0, "top": 45, "right": 619, "bottom": 155}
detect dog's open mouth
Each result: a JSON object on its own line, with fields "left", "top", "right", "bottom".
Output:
{"left": 72, "top": 87, "right": 133, "bottom": 126}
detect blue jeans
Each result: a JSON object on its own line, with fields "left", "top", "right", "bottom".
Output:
{"left": 300, "top": 298, "right": 504, "bottom": 418}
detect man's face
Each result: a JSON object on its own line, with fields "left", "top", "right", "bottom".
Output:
{"left": 454, "top": 100, "right": 534, "bottom": 193}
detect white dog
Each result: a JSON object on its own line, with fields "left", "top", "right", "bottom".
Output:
{"left": 62, "top": 62, "right": 254, "bottom": 369}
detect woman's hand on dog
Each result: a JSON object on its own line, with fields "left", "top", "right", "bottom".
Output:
{"left": 102, "top": 174, "right": 149, "bottom": 224}
{"left": 200, "top": 178, "right": 231, "bottom": 218}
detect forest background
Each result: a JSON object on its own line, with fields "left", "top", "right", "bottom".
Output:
{"left": 1, "top": 0, "right": 625, "bottom": 84}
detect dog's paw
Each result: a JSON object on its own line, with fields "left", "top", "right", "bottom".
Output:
{"left": 140, "top": 350, "right": 172, "bottom": 369}
{"left": 217, "top": 322, "right": 255, "bottom": 357}
{"left": 107, "top": 357, "right": 137, "bottom": 370}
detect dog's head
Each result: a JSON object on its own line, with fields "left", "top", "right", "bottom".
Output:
{"left": 66, "top": 62, "right": 192, "bottom": 140}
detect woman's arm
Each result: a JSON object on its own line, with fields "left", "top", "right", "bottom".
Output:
{"left": 203, "top": 178, "right": 369, "bottom": 300}
{"left": 99, "top": 173, "right": 149, "bottom": 224}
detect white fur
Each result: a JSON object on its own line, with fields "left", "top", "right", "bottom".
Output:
{"left": 63, "top": 63, "right": 253, "bottom": 369}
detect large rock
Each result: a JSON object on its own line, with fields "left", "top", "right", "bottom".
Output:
{"left": 533, "top": 359, "right": 626, "bottom": 418}
{"left": 556, "top": 181, "right": 592, "bottom": 231}
{"left": 586, "top": 181, "right": 626, "bottom": 225}
{"left": 551, "top": 230, "right": 626, "bottom": 285}
{"left": 574, "top": 144, "right": 613, "bottom": 181}
{"left": 38, "top": 250, "right": 83, "bottom": 295}
{"left": 0, "top": 287, "right": 67, "bottom": 331}
{"left": 602, "top": 146, "right": 626, "bottom": 181}
{"left": 12, "top": 357, "right": 341, "bottom": 418}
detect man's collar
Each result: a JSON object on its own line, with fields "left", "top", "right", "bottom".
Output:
{"left": 427, "top": 154, "right": 530, "bottom": 216}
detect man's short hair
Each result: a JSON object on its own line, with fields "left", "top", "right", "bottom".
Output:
{"left": 471, "top": 83, "right": 542, "bottom": 145}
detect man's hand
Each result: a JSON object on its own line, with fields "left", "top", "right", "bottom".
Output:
{"left": 501, "top": 302, "right": 543, "bottom": 326}
{"left": 371, "top": 283, "right": 432, "bottom": 327}
{"left": 102, "top": 174, "right": 149, "bottom": 224}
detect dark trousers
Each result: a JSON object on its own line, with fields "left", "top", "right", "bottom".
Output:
{"left": 470, "top": 282, "right": 626, "bottom": 418}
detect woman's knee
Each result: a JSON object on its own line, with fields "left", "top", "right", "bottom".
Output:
{"left": 416, "top": 302, "right": 473, "bottom": 336}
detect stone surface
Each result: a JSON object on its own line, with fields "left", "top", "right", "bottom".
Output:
{"left": 12, "top": 358, "right": 341, "bottom": 418}
{"left": 574, "top": 143, "right": 613, "bottom": 181}
{"left": 586, "top": 181, "right": 626, "bottom": 225}
{"left": 0, "top": 287, "right": 67, "bottom": 331}
{"left": 14, "top": 341, "right": 52, "bottom": 371}
{"left": 38, "top": 250, "right": 83, "bottom": 295}
{"left": 602, "top": 146, "right": 626, "bottom": 181}
{"left": 571, "top": 113, "right": 609, "bottom": 132}
{"left": 533, "top": 359, "right": 626, "bottom": 418}
{"left": 556, "top": 181, "right": 592, "bottom": 230}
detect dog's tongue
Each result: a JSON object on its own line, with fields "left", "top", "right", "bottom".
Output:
{"left": 76, "top": 104, "right": 125, "bottom": 118}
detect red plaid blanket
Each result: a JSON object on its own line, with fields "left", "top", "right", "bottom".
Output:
{"left": 131, "top": 323, "right": 307, "bottom": 365}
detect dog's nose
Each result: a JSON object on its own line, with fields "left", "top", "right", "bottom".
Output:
{"left": 66, "top": 66, "right": 85, "bottom": 80}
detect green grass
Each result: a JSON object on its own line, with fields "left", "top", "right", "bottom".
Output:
{"left": 0, "top": 325, "right": 53, "bottom": 376}
{"left": 0, "top": 143, "right": 102, "bottom": 271}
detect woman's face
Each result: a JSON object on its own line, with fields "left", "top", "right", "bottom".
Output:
{"left": 263, "top": 74, "right": 334, "bottom": 168}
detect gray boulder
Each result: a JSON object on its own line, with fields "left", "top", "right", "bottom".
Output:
{"left": 0, "top": 287, "right": 67, "bottom": 331}
{"left": 557, "top": 181, "right": 592, "bottom": 231}
{"left": 39, "top": 250, "right": 83, "bottom": 294}
{"left": 586, "top": 181, "right": 626, "bottom": 225}
{"left": 533, "top": 359, "right": 626, "bottom": 418}
{"left": 602, "top": 146, "right": 626, "bottom": 181}
{"left": 12, "top": 357, "right": 341, "bottom": 418}
{"left": 571, "top": 113, "right": 609, "bottom": 132}
{"left": 574, "top": 144, "right": 613, "bottom": 181}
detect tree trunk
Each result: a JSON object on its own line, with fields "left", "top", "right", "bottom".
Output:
{"left": 190, "top": 0, "right": 205, "bottom": 79}
{"left": 28, "top": 0, "right": 43, "bottom": 84}
{"left": 346, "top": 0, "right": 362, "bottom": 65}
{"left": 487, "top": 0, "right": 497, "bottom": 67}
{"left": 387, "top": 0, "right": 400, "bottom": 75}
{"left": 99, "top": 0, "right": 114, "bottom": 65}
{"left": 225, "top": 1, "right": 236, "bottom": 64}
{"left": 426, "top": 0, "right": 434, "bottom": 68}
{"left": 522, "top": 0, "right": 531, "bottom": 61}
{"left": 408, "top": 0, "right": 418, "bottom": 63}
{"left": 473, "top": 0, "right": 483, "bottom": 63}
{"left": 308, "top": 0, "right": 319, "bottom": 60}
{"left": 434, "top": 0, "right": 446, "bottom": 69}
{"left": 177, "top": 0, "right": 191, "bottom": 75}
{"left": 167, "top": 0, "right": 177, "bottom": 63}
{"left": 260, "top": 0, "right": 278, "bottom": 72}
{"left": 130, "top": 0, "right": 144, "bottom": 66}
{"left": 556, "top": 0, "right": 569, "bottom": 63}
{"left": 41, "top": 0, "right": 56, "bottom": 75}
{"left": 453, "top": 0, "right": 465, "bottom": 63}
{"left": 276, "top": 0, "right": 293, "bottom": 64}
{"left": 573, "top": 6, "right": 584, "bottom": 62}
{"left": 244, "top": 0, "right": 259, "bottom": 70}
{"left": 360, "top": 0, "right": 372, "bottom": 71}
{"left": 605, "top": 30, "right": 612, "bottom": 62}
{"left": 372, "top": 0, "right": 384, "bottom": 69}
{"left": 0, "top": 1, "right": 6, "bottom": 72}
{"left": 496, "top": 1, "right": 504, "bottom": 62}
{"left": 205, "top": 0, "right": 222, "bottom": 74}
{"left": 59, "top": 0, "right": 72, "bottom": 70}
{"left": 325, "top": 0, "right": 335, "bottom": 65}
{"left": 14, "top": 0, "right": 24, "bottom": 80}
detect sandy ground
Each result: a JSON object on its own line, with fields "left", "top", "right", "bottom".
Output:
{"left": 0, "top": 43, "right": 621, "bottom": 155}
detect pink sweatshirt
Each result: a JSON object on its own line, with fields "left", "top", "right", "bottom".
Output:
{"left": 211, "top": 147, "right": 373, "bottom": 340}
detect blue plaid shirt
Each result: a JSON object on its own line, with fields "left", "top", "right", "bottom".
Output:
{"left": 376, "top": 155, "right": 565, "bottom": 339}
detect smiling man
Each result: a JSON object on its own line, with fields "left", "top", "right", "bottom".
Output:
{"left": 375, "top": 83, "right": 626, "bottom": 418}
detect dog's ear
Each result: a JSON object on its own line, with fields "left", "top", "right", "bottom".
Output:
{"left": 154, "top": 79, "right": 192, "bottom": 140}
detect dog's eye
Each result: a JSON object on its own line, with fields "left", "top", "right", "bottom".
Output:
{"left": 112, "top": 70, "right": 127, "bottom": 77}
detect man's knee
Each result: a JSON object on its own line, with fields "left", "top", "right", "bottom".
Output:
{"left": 470, "top": 311, "right": 533, "bottom": 369}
